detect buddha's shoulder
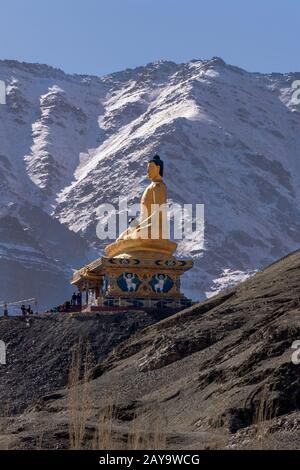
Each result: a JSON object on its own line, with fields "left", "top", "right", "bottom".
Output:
{"left": 152, "top": 180, "right": 166, "bottom": 189}
{"left": 143, "top": 180, "right": 166, "bottom": 194}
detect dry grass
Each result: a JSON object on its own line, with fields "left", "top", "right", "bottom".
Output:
{"left": 92, "top": 401, "right": 118, "bottom": 450}
{"left": 128, "top": 412, "right": 167, "bottom": 450}
{"left": 67, "top": 341, "right": 169, "bottom": 450}
{"left": 68, "top": 340, "right": 93, "bottom": 450}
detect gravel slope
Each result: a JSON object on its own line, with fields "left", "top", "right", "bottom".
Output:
{"left": 1, "top": 250, "right": 300, "bottom": 449}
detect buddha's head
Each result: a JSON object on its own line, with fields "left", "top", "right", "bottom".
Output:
{"left": 147, "top": 154, "right": 164, "bottom": 181}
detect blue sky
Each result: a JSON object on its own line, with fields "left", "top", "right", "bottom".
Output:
{"left": 0, "top": 0, "right": 299, "bottom": 76}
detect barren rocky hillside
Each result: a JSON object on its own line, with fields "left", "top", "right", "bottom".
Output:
{"left": 0, "top": 249, "right": 300, "bottom": 449}
{"left": 0, "top": 309, "right": 173, "bottom": 415}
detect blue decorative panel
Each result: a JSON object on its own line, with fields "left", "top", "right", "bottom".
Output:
{"left": 117, "top": 272, "right": 141, "bottom": 292}
{"left": 149, "top": 274, "right": 174, "bottom": 294}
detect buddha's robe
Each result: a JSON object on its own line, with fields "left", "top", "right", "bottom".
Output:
{"left": 118, "top": 179, "right": 169, "bottom": 241}
{"left": 139, "top": 180, "right": 168, "bottom": 240}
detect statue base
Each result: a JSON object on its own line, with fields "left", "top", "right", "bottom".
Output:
{"left": 71, "top": 252, "right": 193, "bottom": 310}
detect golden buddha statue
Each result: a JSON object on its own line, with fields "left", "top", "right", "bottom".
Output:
{"left": 72, "top": 154, "right": 193, "bottom": 310}
{"left": 105, "top": 155, "right": 177, "bottom": 258}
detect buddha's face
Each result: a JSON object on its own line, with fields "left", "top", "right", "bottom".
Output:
{"left": 147, "top": 162, "right": 161, "bottom": 180}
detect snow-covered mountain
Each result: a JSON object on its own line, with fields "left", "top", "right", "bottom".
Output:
{"left": 0, "top": 57, "right": 300, "bottom": 308}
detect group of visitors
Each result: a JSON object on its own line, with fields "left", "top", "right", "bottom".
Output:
{"left": 21, "top": 304, "right": 34, "bottom": 316}
{"left": 46, "top": 302, "right": 71, "bottom": 313}
{"left": 2, "top": 291, "right": 83, "bottom": 317}
{"left": 2, "top": 303, "right": 35, "bottom": 317}
{"left": 71, "top": 291, "right": 82, "bottom": 306}
{"left": 45, "top": 292, "right": 82, "bottom": 314}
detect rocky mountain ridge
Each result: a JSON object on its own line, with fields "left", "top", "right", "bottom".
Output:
{"left": 1, "top": 57, "right": 300, "bottom": 306}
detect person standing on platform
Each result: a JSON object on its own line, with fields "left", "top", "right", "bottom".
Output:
{"left": 71, "top": 292, "right": 77, "bottom": 306}
{"left": 76, "top": 292, "right": 82, "bottom": 307}
{"left": 3, "top": 303, "right": 8, "bottom": 317}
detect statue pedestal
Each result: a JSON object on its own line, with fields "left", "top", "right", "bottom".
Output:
{"left": 71, "top": 252, "right": 193, "bottom": 310}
